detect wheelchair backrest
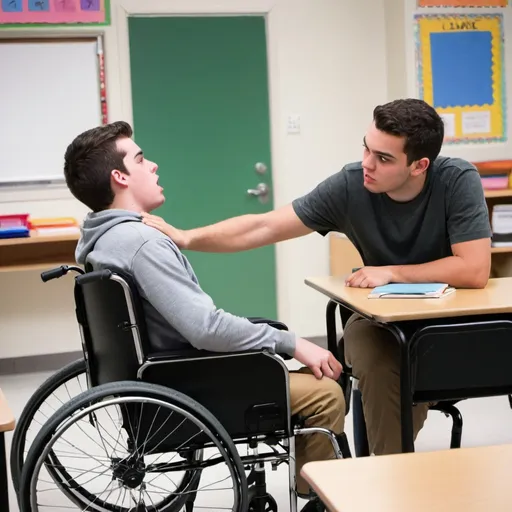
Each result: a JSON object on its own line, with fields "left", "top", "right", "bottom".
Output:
{"left": 74, "top": 269, "right": 150, "bottom": 388}
{"left": 74, "top": 268, "right": 292, "bottom": 440}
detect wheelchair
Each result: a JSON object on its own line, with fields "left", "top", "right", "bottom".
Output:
{"left": 12, "top": 265, "right": 351, "bottom": 512}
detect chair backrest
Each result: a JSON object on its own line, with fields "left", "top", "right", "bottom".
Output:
{"left": 411, "top": 316, "right": 512, "bottom": 402}
{"left": 74, "top": 270, "right": 150, "bottom": 388}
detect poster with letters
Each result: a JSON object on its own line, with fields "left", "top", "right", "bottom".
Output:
{"left": 0, "top": 0, "right": 109, "bottom": 26}
{"left": 418, "top": 1, "right": 507, "bottom": 6}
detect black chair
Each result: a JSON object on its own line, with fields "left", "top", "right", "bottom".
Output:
{"left": 17, "top": 267, "right": 351, "bottom": 512}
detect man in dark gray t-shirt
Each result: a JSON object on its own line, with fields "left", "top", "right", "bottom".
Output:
{"left": 293, "top": 155, "right": 491, "bottom": 268}
{"left": 143, "top": 98, "right": 492, "bottom": 457}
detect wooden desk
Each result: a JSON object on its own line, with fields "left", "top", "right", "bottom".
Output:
{"left": 301, "top": 444, "right": 512, "bottom": 512}
{"left": 305, "top": 276, "right": 512, "bottom": 322}
{"left": 305, "top": 277, "right": 512, "bottom": 453}
{"left": 0, "top": 389, "right": 15, "bottom": 512}
{"left": 0, "top": 231, "right": 79, "bottom": 273}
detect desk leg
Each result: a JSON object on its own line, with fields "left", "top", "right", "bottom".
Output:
{"left": 394, "top": 327, "right": 415, "bottom": 453}
{"left": 352, "top": 387, "right": 370, "bottom": 457}
{"left": 326, "top": 300, "right": 339, "bottom": 356}
{"left": 0, "top": 432, "right": 9, "bottom": 512}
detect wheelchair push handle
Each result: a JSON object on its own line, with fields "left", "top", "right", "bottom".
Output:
{"left": 41, "top": 265, "right": 85, "bottom": 282}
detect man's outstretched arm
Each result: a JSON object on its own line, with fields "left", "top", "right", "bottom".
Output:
{"left": 142, "top": 204, "right": 313, "bottom": 252}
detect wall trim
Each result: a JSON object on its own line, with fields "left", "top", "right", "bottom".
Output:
{"left": 0, "top": 351, "right": 82, "bottom": 376}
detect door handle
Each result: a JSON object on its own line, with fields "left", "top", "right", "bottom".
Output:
{"left": 247, "top": 183, "right": 270, "bottom": 204}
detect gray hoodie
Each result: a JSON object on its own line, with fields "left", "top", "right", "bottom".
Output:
{"left": 75, "top": 209, "right": 296, "bottom": 356}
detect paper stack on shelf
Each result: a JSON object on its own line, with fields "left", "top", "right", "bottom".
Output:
{"left": 491, "top": 205, "right": 512, "bottom": 247}
{"left": 30, "top": 217, "right": 80, "bottom": 236}
{"left": 474, "top": 160, "right": 512, "bottom": 191}
{"left": 481, "top": 174, "right": 509, "bottom": 190}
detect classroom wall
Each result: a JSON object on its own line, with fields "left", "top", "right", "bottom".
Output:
{"left": 0, "top": 0, "right": 389, "bottom": 359}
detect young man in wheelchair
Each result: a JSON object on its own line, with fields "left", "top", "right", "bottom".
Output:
{"left": 64, "top": 121, "right": 346, "bottom": 508}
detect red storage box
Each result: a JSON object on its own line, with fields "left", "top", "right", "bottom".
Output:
{"left": 0, "top": 214, "right": 30, "bottom": 229}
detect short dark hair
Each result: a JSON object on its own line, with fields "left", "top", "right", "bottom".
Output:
{"left": 64, "top": 121, "right": 133, "bottom": 212}
{"left": 373, "top": 99, "right": 444, "bottom": 166}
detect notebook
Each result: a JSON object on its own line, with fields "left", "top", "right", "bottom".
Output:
{"left": 368, "top": 283, "right": 455, "bottom": 299}
{"left": 0, "top": 226, "right": 29, "bottom": 239}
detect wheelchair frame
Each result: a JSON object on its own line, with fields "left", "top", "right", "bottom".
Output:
{"left": 15, "top": 265, "right": 350, "bottom": 512}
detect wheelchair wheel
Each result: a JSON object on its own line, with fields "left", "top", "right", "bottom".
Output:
{"left": 10, "top": 358, "right": 87, "bottom": 495}
{"left": 20, "top": 380, "right": 248, "bottom": 512}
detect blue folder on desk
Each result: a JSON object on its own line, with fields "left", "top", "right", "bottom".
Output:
{"left": 368, "top": 283, "right": 455, "bottom": 299}
{"left": 0, "top": 226, "right": 30, "bottom": 239}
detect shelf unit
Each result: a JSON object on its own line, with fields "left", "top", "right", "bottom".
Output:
{"left": 485, "top": 189, "right": 512, "bottom": 199}
{"left": 477, "top": 161, "right": 512, "bottom": 276}
{"left": 0, "top": 231, "right": 79, "bottom": 273}
{"left": 483, "top": 190, "right": 512, "bottom": 276}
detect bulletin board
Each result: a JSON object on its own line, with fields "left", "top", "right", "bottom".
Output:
{"left": 415, "top": 14, "right": 506, "bottom": 144}
{"left": 0, "top": 0, "right": 110, "bottom": 26}
{"left": 418, "top": 1, "right": 507, "bottom": 6}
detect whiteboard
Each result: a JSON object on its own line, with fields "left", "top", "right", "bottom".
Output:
{"left": 0, "top": 38, "right": 102, "bottom": 186}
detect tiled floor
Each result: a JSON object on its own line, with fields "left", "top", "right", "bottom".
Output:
{"left": 2, "top": 362, "right": 512, "bottom": 511}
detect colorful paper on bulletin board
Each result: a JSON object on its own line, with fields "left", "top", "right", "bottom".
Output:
{"left": 418, "top": 0, "right": 507, "bottom": 6}
{"left": 0, "top": 0, "right": 110, "bottom": 26}
{"left": 415, "top": 14, "right": 506, "bottom": 144}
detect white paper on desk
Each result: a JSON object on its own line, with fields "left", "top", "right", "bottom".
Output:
{"left": 440, "top": 113, "right": 456, "bottom": 139}
{"left": 462, "top": 111, "right": 491, "bottom": 135}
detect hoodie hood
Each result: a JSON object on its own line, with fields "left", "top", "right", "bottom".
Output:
{"left": 76, "top": 209, "right": 142, "bottom": 265}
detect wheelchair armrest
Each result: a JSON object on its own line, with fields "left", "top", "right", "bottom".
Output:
{"left": 247, "top": 317, "right": 292, "bottom": 360}
{"left": 146, "top": 316, "right": 293, "bottom": 363}
{"left": 247, "top": 316, "right": 289, "bottom": 331}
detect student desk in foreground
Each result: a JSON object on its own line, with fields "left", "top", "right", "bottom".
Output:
{"left": 0, "top": 389, "right": 15, "bottom": 512}
{"left": 305, "top": 276, "right": 512, "bottom": 453}
{"left": 301, "top": 444, "right": 512, "bottom": 512}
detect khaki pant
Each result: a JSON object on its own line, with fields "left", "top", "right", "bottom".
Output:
{"left": 289, "top": 367, "right": 346, "bottom": 495}
{"left": 343, "top": 314, "right": 429, "bottom": 455}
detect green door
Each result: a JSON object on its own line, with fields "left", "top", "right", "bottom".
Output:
{"left": 129, "top": 16, "right": 277, "bottom": 319}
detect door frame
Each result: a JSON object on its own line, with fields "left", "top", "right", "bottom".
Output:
{"left": 114, "top": 0, "right": 281, "bottom": 309}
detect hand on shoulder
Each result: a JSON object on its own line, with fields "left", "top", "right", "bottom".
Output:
{"left": 141, "top": 212, "right": 189, "bottom": 248}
